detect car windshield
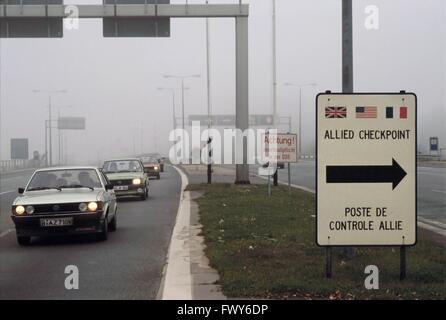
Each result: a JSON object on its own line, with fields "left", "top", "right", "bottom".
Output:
{"left": 141, "top": 157, "right": 157, "bottom": 164}
{"left": 103, "top": 160, "right": 142, "bottom": 173}
{"left": 27, "top": 169, "right": 102, "bottom": 191}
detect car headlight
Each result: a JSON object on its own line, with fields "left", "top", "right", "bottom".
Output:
{"left": 15, "top": 205, "right": 25, "bottom": 215}
{"left": 25, "top": 206, "right": 34, "bottom": 214}
{"left": 79, "top": 202, "right": 88, "bottom": 212}
{"left": 132, "top": 178, "right": 142, "bottom": 185}
{"left": 154, "top": 166, "right": 159, "bottom": 171}
{"left": 87, "top": 202, "right": 98, "bottom": 212}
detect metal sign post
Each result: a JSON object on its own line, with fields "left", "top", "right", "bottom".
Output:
{"left": 207, "top": 137, "right": 212, "bottom": 184}
{"left": 400, "top": 245, "right": 406, "bottom": 280}
{"left": 1, "top": 3, "right": 251, "bottom": 184}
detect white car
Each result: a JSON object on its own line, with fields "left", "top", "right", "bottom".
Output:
{"left": 11, "top": 167, "right": 117, "bottom": 245}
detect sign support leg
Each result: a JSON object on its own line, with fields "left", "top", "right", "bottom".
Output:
{"left": 267, "top": 173, "right": 271, "bottom": 197}
{"left": 288, "top": 162, "right": 291, "bottom": 194}
{"left": 235, "top": 16, "right": 250, "bottom": 184}
{"left": 326, "top": 247, "right": 332, "bottom": 279}
{"left": 400, "top": 246, "right": 406, "bottom": 280}
{"left": 273, "top": 167, "right": 278, "bottom": 186}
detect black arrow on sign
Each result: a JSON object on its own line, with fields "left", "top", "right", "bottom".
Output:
{"left": 326, "top": 158, "right": 407, "bottom": 190}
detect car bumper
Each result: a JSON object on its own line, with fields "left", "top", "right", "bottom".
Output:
{"left": 11, "top": 212, "right": 105, "bottom": 237}
{"left": 113, "top": 186, "right": 145, "bottom": 197}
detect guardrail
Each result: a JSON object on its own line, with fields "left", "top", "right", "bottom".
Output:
{"left": 0, "top": 159, "right": 43, "bottom": 174}
{"left": 417, "top": 151, "right": 446, "bottom": 162}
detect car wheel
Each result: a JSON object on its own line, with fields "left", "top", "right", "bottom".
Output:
{"left": 109, "top": 210, "right": 117, "bottom": 232}
{"left": 17, "top": 235, "right": 31, "bottom": 246}
{"left": 157, "top": 173, "right": 160, "bottom": 180}
{"left": 140, "top": 188, "right": 147, "bottom": 201}
{"left": 97, "top": 218, "right": 108, "bottom": 241}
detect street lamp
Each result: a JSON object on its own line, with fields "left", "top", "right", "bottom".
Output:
{"left": 283, "top": 83, "right": 317, "bottom": 156}
{"left": 158, "top": 87, "right": 190, "bottom": 162}
{"left": 163, "top": 74, "right": 201, "bottom": 163}
{"left": 33, "top": 89, "right": 67, "bottom": 166}
{"left": 157, "top": 87, "right": 190, "bottom": 133}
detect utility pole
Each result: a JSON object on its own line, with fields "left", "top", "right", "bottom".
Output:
{"left": 164, "top": 74, "right": 200, "bottom": 164}
{"left": 342, "top": 0, "right": 354, "bottom": 259}
{"left": 33, "top": 89, "right": 67, "bottom": 167}
{"left": 342, "top": 0, "right": 354, "bottom": 93}
{"left": 48, "top": 96, "right": 52, "bottom": 166}
{"left": 44, "top": 120, "right": 48, "bottom": 166}
{"left": 158, "top": 87, "right": 190, "bottom": 161}
{"left": 206, "top": 0, "right": 212, "bottom": 184}
{"left": 272, "top": 0, "right": 278, "bottom": 186}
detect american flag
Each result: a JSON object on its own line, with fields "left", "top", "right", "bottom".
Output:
{"left": 325, "top": 107, "right": 347, "bottom": 118}
{"left": 356, "top": 106, "right": 377, "bottom": 119}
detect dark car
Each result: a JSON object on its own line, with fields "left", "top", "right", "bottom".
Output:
{"left": 141, "top": 156, "right": 161, "bottom": 180}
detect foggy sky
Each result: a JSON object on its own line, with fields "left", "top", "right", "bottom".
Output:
{"left": 1, "top": 0, "right": 445, "bottom": 164}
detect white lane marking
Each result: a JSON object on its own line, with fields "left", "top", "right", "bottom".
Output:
{"left": 432, "top": 189, "right": 446, "bottom": 195}
{"left": 0, "top": 190, "right": 15, "bottom": 195}
{"left": 419, "top": 217, "right": 446, "bottom": 230}
{"left": 417, "top": 222, "right": 446, "bottom": 237}
{"left": 0, "top": 229, "right": 13, "bottom": 238}
{"left": 161, "top": 165, "right": 192, "bottom": 300}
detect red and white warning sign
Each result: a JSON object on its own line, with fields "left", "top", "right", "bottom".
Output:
{"left": 261, "top": 133, "right": 298, "bottom": 163}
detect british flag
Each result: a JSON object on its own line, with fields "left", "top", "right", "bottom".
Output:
{"left": 325, "top": 107, "right": 347, "bottom": 119}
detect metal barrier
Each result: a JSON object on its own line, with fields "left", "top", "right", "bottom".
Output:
{"left": 0, "top": 159, "right": 43, "bottom": 174}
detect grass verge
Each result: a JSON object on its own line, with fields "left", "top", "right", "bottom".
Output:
{"left": 186, "top": 183, "right": 446, "bottom": 299}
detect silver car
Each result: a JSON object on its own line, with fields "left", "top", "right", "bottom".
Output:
{"left": 102, "top": 158, "right": 149, "bottom": 200}
{"left": 11, "top": 167, "right": 117, "bottom": 245}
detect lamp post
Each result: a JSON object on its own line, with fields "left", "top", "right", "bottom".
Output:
{"left": 33, "top": 89, "right": 67, "bottom": 166}
{"left": 163, "top": 74, "right": 200, "bottom": 163}
{"left": 158, "top": 87, "right": 190, "bottom": 159}
{"left": 283, "top": 83, "right": 317, "bottom": 156}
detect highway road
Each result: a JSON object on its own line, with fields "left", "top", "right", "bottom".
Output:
{"left": 0, "top": 166, "right": 181, "bottom": 299}
{"left": 256, "top": 160, "right": 446, "bottom": 232}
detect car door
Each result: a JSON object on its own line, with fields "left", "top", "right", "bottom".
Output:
{"left": 139, "top": 160, "right": 149, "bottom": 188}
{"left": 99, "top": 170, "right": 117, "bottom": 218}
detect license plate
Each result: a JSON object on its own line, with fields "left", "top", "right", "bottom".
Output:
{"left": 114, "top": 185, "right": 128, "bottom": 191}
{"left": 40, "top": 217, "right": 73, "bottom": 227}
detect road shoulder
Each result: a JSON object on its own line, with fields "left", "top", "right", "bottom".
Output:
{"left": 159, "top": 165, "right": 225, "bottom": 300}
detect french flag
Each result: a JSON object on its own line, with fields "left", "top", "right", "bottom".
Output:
{"left": 400, "top": 107, "right": 408, "bottom": 119}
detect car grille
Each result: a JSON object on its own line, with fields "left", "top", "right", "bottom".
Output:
{"left": 110, "top": 179, "right": 133, "bottom": 186}
{"left": 31, "top": 203, "right": 82, "bottom": 215}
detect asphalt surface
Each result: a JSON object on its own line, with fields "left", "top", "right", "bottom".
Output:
{"left": 252, "top": 160, "right": 446, "bottom": 229}
{"left": 0, "top": 166, "right": 181, "bottom": 299}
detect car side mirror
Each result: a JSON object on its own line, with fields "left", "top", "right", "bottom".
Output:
{"left": 105, "top": 184, "right": 114, "bottom": 190}
{"left": 18, "top": 187, "right": 25, "bottom": 194}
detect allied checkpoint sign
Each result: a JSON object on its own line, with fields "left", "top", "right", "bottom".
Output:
{"left": 316, "top": 93, "right": 417, "bottom": 246}
{"left": 261, "top": 133, "right": 298, "bottom": 163}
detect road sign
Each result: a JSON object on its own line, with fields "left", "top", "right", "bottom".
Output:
{"left": 316, "top": 93, "right": 417, "bottom": 246}
{"left": 0, "top": 0, "right": 63, "bottom": 38}
{"left": 188, "top": 114, "right": 274, "bottom": 127}
{"left": 58, "top": 117, "right": 86, "bottom": 130}
{"left": 11, "top": 138, "right": 29, "bottom": 160}
{"left": 103, "top": 0, "right": 170, "bottom": 37}
{"left": 429, "top": 137, "right": 438, "bottom": 152}
{"left": 261, "top": 133, "right": 298, "bottom": 163}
